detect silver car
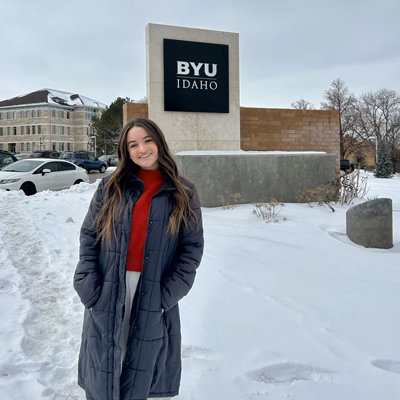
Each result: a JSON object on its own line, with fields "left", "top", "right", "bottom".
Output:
{"left": 0, "top": 158, "right": 90, "bottom": 195}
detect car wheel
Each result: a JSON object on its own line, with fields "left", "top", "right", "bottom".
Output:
{"left": 99, "top": 164, "right": 106, "bottom": 173}
{"left": 73, "top": 179, "right": 83, "bottom": 185}
{"left": 21, "top": 182, "right": 36, "bottom": 196}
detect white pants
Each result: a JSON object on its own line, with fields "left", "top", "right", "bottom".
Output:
{"left": 120, "top": 271, "right": 141, "bottom": 367}
{"left": 120, "top": 271, "right": 172, "bottom": 400}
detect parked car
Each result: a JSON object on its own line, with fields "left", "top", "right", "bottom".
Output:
{"left": 0, "top": 150, "right": 17, "bottom": 169}
{"left": 0, "top": 159, "right": 89, "bottom": 195}
{"left": 340, "top": 159, "right": 355, "bottom": 172}
{"left": 99, "top": 154, "right": 118, "bottom": 167}
{"left": 29, "top": 150, "right": 61, "bottom": 159}
{"left": 59, "top": 151, "right": 107, "bottom": 173}
{"left": 14, "top": 153, "right": 31, "bottom": 160}
{"left": 109, "top": 154, "right": 118, "bottom": 166}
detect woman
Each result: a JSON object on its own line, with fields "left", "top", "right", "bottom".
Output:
{"left": 73, "top": 118, "right": 204, "bottom": 400}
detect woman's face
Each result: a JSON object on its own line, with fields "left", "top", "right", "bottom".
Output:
{"left": 126, "top": 126, "right": 160, "bottom": 171}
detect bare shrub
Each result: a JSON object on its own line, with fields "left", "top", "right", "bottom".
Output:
{"left": 297, "top": 168, "right": 369, "bottom": 211}
{"left": 252, "top": 198, "right": 286, "bottom": 223}
{"left": 218, "top": 192, "right": 241, "bottom": 209}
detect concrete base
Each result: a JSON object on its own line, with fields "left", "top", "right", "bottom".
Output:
{"left": 346, "top": 198, "right": 393, "bottom": 249}
{"left": 174, "top": 152, "right": 337, "bottom": 207}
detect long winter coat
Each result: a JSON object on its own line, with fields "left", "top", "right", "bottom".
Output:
{"left": 73, "top": 171, "right": 204, "bottom": 400}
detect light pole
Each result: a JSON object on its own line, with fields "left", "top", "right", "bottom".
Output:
{"left": 70, "top": 138, "right": 75, "bottom": 152}
{"left": 370, "top": 136, "right": 378, "bottom": 165}
{"left": 91, "top": 136, "right": 97, "bottom": 157}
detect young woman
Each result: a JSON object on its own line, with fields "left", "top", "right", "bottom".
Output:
{"left": 73, "top": 118, "right": 204, "bottom": 400}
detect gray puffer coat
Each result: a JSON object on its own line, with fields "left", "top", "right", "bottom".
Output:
{"left": 73, "top": 171, "right": 204, "bottom": 400}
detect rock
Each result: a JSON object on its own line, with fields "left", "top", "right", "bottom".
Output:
{"left": 346, "top": 198, "right": 393, "bottom": 249}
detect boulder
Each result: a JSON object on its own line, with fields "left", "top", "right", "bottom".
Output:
{"left": 346, "top": 198, "right": 393, "bottom": 249}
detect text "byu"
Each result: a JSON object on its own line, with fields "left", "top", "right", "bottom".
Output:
{"left": 177, "top": 61, "right": 217, "bottom": 77}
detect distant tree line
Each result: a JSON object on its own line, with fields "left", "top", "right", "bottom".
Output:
{"left": 291, "top": 78, "right": 400, "bottom": 172}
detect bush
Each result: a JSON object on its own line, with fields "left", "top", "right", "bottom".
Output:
{"left": 252, "top": 198, "right": 286, "bottom": 223}
{"left": 374, "top": 141, "right": 393, "bottom": 178}
{"left": 297, "top": 169, "right": 369, "bottom": 211}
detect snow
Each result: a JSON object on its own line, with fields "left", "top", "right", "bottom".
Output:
{"left": 46, "top": 89, "right": 107, "bottom": 109}
{"left": 176, "top": 150, "right": 327, "bottom": 155}
{"left": 0, "top": 172, "right": 399, "bottom": 400}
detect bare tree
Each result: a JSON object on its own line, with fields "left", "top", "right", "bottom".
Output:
{"left": 353, "top": 88, "right": 400, "bottom": 169}
{"left": 290, "top": 99, "right": 315, "bottom": 110}
{"left": 321, "top": 78, "right": 357, "bottom": 159}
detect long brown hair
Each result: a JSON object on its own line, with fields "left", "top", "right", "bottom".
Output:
{"left": 95, "top": 118, "right": 197, "bottom": 245}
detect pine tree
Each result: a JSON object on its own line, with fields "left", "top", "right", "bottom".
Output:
{"left": 90, "top": 97, "right": 131, "bottom": 155}
{"left": 374, "top": 141, "right": 393, "bottom": 178}
{"left": 354, "top": 153, "right": 367, "bottom": 170}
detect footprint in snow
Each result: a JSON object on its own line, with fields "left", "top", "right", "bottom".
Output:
{"left": 371, "top": 359, "right": 400, "bottom": 374}
{"left": 247, "top": 362, "right": 334, "bottom": 385}
{"left": 0, "top": 278, "right": 16, "bottom": 294}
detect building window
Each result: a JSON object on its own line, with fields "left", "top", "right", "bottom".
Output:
{"left": 32, "top": 126, "right": 36, "bottom": 135}
{"left": 27, "top": 143, "right": 30, "bottom": 151}
{"left": 27, "top": 126, "right": 30, "bottom": 135}
{"left": 13, "top": 111, "right": 16, "bottom": 119}
{"left": 7, "top": 112, "right": 11, "bottom": 119}
{"left": 59, "top": 142, "right": 65, "bottom": 151}
{"left": 32, "top": 110, "right": 36, "bottom": 118}
{"left": 52, "top": 125, "right": 56, "bottom": 134}
{"left": 67, "top": 142, "right": 71, "bottom": 151}
{"left": 38, "top": 125, "right": 41, "bottom": 134}
{"left": 13, "top": 127, "right": 17, "bottom": 135}
{"left": 20, "top": 111, "right": 24, "bottom": 118}
{"left": 21, "top": 126, "right": 24, "bottom": 135}
{"left": 21, "top": 143, "right": 25, "bottom": 152}
{"left": 67, "top": 112, "right": 70, "bottom": 119}
{"left": 26, "top": 110, "right": 30, "bottom": 118}
{"left": 32, "top": 142, "right": 36, "bottom": 151}
{"left": 0, "top": 112, "right": 2, "bottom": 120}
{"left": 58, "top": 110, "right": 64, "bottom": 119}
{"left": 60, "top": 126, "right": 64, "bottom": 135}
{"left": 0, "top": 144, "right": 3, "bottom": 150}
{"left": 0, "top": 127, "right": 3, "bottom": 136}
{"left": 67, "top": 127, "right": 70, "bottom": 135}
{"left": 52, "top": 109, "right": 56, "bottom": 118}
{"left": 37, "top": 109, "right": 41, "bottom": 117}
{"left": 7, "top": 127, "right": 11, "bottom": 136}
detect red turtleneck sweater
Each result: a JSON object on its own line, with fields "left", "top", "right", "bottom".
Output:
{"left": 126, "top": 168, "right": 164, "bottom": 272}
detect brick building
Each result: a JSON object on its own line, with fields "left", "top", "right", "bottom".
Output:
{"left": 0, "top": 89, "right": 106, "bottom": 154}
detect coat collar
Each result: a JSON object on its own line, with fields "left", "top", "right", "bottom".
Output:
{"left": 125, "top": 169, "right": 176, "bottom": 194}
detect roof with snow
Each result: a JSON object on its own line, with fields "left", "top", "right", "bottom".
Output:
{"left": 0, "top": 89, "right": 107, "bottom": 109}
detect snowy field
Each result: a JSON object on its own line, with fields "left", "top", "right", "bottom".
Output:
{"left": 0, "top": 172, "right": 399, "bottom": 400}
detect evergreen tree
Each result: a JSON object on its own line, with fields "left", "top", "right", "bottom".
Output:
{"left": 90, "top": 97, "right": 131, "bottom": 155}
{"left": 354, "top": 153, "right": 367, "bottom": 170}
{"left": 374, "top": 141, "right": 393, "bottom": 178}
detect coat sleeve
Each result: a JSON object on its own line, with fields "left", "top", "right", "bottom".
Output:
{"left": 73, "top": 179, "right": 106, "bottom": 308}
{"left": 161, "top": 183, "right": 204, "bottom": 312}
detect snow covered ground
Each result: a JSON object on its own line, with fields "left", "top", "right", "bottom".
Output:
{"left": 0, "top": 172, "right": 399, "bottom": 400}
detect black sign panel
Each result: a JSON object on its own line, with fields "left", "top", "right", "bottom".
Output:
{"left": 163, "top": 39, "right": 229, "bottom": 113}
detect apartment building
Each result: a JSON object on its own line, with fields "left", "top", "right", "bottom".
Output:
{"left": 0, "top": 89, "right": 106, "bottom": 154}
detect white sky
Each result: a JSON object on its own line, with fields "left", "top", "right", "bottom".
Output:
{"left": 1, "top": 0, "right": 399, "bottom": 109}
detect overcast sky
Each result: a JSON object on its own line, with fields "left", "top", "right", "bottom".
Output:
{"left": 2, "top": 0, "right": 399, "bottom": 109}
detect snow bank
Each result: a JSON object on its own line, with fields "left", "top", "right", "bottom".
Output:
{"left": 0, "top": 173, "right": 399, "bottom": 400}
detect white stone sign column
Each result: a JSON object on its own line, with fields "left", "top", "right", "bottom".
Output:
{"left": 146, "top": 23, "right": 240, "bottom": 153}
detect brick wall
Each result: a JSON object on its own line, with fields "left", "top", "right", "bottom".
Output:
{"left": 123, "top": 103, "right": 148, "bottom": 125}
{"left": 241, "top": 108, "right": 340, "bottom": 166}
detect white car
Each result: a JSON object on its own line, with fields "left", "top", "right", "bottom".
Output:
{"left": 0, "top": 158, "right": 89, "bottom": 195}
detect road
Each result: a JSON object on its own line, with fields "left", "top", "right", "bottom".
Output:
{"left": 87, "top": 170, "right": 113, "bottom": 184}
